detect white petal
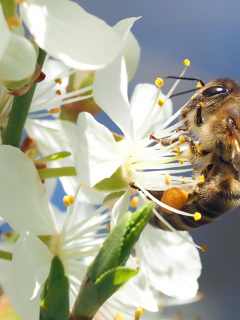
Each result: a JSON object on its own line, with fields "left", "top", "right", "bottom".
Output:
{"left": 0, "top": 145, "right": 56, "bottom": 234}
{"left": 25, "top": 118, "right": 79, "bottom": 196}
{"left": 136, "top": 224, "right": 202, "bottom": 300}
{"left": 123, "top": 31, "right": 141, "bottom": 82}
{"left": 75, "top": 112, "right": 123, "bottom": 187}
{"left": 111, "top": 188, "right": 132, "bottom": 228}
{"left": 0, "top": 4, "right": 11, "bottom": 60}
{"left": 93, "top": 18, "right": 139, "bottom": 141}
{"left": 118, "top": 256, "right": 158, "bottom": 312}
{"left": 0, "top": 252, "right": 40, "bottom": 320}
{"left": 20, "top": 0, "right": 123, "bottom": 70}
{"left": 13, "top": 232, "right": 52, "bottom": 300}
{"left": 0, "top": 34, "right": 36, "bottom": 82}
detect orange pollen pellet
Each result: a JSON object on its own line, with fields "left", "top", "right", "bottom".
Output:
{"left": 194, "top": 166, "right": 199, "bottom": 171}
{"left": 49, "top": 107, "right": 61, "bottom": 114}
{"left": 199, "top": 175, "right": 205, "bottom": 183}
{"left": 194, "top": 212, "right": 202, "bottom": 221}
{"left": 54, "top": 78, "right": 62, "bottom": 84}
{"left": 165, "top": 174, "right": 171, "bottom": 185}
{"left": 179, "top": 136, "right": 186, "bottom": 143}
{"left": 81, "top": 181, "right": 88, "bottom": 189}
{"left": 55, "top": 90, "right": 61, "bottom": 95}
{"left": 155, "top": 78, "right": 164, "bottom": 87}
{"left": 160, "top": 187, "right": 188, "bottom": 214}
{"left": 201, "top": 244, "right": 207, "bottom": 252}
{"left": 130, "top": 196, "right": 139, "bottom": 207}
{"left": 135, "top": 308, "right": 145, "bottom": 320}
{"left": 197, "top": 82, "right": 203, "bottom": 88}
{"left": 183, "top": 59, "right": 190, "bottom": 66}
{"left": 105, "top": 224, "right": 111, "bottom": 231}
{"left": 179, "top": 159, "right": 184, "bottom": 164}
{"left": 158, "top": 98, "right": 165, "bottom": 107}
{"left": 199, "top": 102, "right": 205, "bottom": 108}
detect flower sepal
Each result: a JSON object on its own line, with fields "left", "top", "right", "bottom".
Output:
{"left": 70, "top": 202, "right": 154, "bottom": 320}
{"left": 93, "top": 167, "right": 128, "bottom": 192}
{"left": 40, "top": 256, "right": 69, "bottom": 320}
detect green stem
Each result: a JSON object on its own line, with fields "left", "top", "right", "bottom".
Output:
{"left": 38, "top": 167, "right": 77, "bottom": 179}
{"left": 2, "top": 48, "right": 47, "bottom": 147}
{"left": 0, "top": 250, "right": 12, "bottom": 261}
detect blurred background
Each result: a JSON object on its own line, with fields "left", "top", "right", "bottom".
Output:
{"left": 73, "top": 1, "right": 240, "bottom": 319}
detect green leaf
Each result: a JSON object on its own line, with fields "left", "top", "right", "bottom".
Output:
{"left": 93, "top": 167, "right": 128, "bottom": 192}
{"left": 35, "top": 151, "right": 72, "bottom": 164}
{"left": 119, "top": 202, "right": 154, "bottom": 266}
{"left": 0, "top": 0, "right": 15, "bottom": 20}
{"left": 102, "top": 191, "right": 125, "bottom": 205}
{"left": 94, "top": 267, "right": 138, "bottom": 305}
{"left": 40, "top": 256, "right": 69, "bottom": 320}
{"left": 88, "top": 212, "right": 132, "bottom": 282}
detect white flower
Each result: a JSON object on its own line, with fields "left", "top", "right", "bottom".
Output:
{"left": 0, "top": 145, "right": 111, "bottom": 319}
{"left": 19, "top": 0, "right": 139, "bottom": 70}
{"left": 0, "top": 4, "right": 36, "bottom": 85}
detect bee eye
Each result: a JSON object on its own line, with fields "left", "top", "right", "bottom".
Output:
{"left": 202, "top": 85, "right": 227, "bottom": 97}
{"left": 227, "top": 117, "right": 236, "bottom": 129}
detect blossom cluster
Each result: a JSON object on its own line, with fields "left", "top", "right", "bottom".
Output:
{"left": 0, "top": 1, "right": 202, "bottom": 320}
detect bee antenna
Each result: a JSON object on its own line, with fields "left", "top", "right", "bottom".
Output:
{"left": 166, "top": 76, "right": 205, "bottom": 87}
{"left": 169, "top": 87, "right": 200, "bottom": 98}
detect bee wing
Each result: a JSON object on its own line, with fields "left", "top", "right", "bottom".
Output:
{"left": 231, "top": 129, "right": 240, "bottom": 172}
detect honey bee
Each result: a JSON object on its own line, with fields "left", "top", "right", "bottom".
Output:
{"left": 149, "top": 78, "right": 240, "bottom": 231}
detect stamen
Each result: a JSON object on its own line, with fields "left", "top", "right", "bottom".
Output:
{"left": 55, "top": 90, "right": 61, "bottom": 95}
{"left": 183, "top": 59, "right": 190, "bottom": 66}
{"left": 201, "top": 244, "right": 207, "bottom": 252}
{"left": 63, "top": 195, "right": 74, "bottom": 207}
{"left": 49, "top": 107, "right": 61, "bottom": 114}
{"left": 160, "top": 187, "right": 188, "bottom": 213}
{"left": 7, "top": 17, "right": 20, "bottom": 30}
{"left": 155, "top": 78, "right": 164, "bottom": 87}
{"left": 194, "top": 212, "right": 201, "bottom": 221}
{"left": 130, "top": 196, "right": 139, "bottom": 207}
{"left": 55, "top": 78, "right": 62, "bottom": 84}
{"left": 158, "top": 98, "right": 165, "bottom": 107}
{"left": 135, "top": 308, "right": 145, "bottom": 320}
{"left": 165, "top": 174, "right": 171, "bottom": 185}
{"left": 114, "top": 313, "right": 124, "bottom": 320}
{"left": 179, "top": 159, "right": 184, "bottom": 164}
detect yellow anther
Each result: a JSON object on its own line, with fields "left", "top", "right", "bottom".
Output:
{"left": 174, "top": 147, "right": 180, "bottom": 152}
{"left": 100, "top": 243, "right": 104, "bottom": 249}
{"left": 114, "top": 313, "right": 124, "bottom": 320}
{"left": 181, "top": 181, "right": 186, "bottom": 184}
{"left": 188, "top": 130, "right": 192, "bottom": 134}
{"left": 180, "top": 175, "right": 184, "bottom": 179}
{"left": 5, "top": 231, "right": 12, "bottom": 239}
{"left": 49, "top": 107, "right": 61, "bottom": 114}
{"left": 68, "top": 195, "right": 75, "bottom": 204}
{"left": 197, "top": 81, "right": 203, "bottom": 88}
{"left": 165, "top": 174, "right": 171, "bottom": 185}
{"left": 55, "top": 90, "right": 61, "bottom": 95}
{"left": 194, "top": 166, "right": 199, "bottom": 171}
{"left": 158, "top": 98, "right": 165, "bottom": 107}
{"left": 179, "top": 136, "right": 186, "bottom": 144}
{"left": 179, "top": 158, "right": 184, "bottom": 164}
{"left": 81, "top": 181, "right": 88, "bottom": 189}
{"left": 183, "top": 59, "right": 190, "bottom": 66}
{"left": 135, "top": 308, "right": 145, "bottom": 320}
{"left": 7, "top": 17, "right": 20, "bottom": 30}
{"left": 130, "top": 196, "right": 139, "bottom": 208}
{"left": 63, "top": 195, "right": 70, "bottom": 206}
{"left": 54, "top": 78, "right": 62, "bottom": 84}
{"left": 155, "top": 78, "right": 164, "bottom": 87}
{"left": 199, "top": 175, "right": 205, "bottom": 183}
{"left": 194, "top": 212, "right": 202, "bottom": 221}
{"left": 201, "top": 244, "right": 207, "bottom": 252}
{"left": 199, "top": 102, "right": 205, "bottom": 108}
{"left": 192, "top": 177, "right": 196, "bottom": 180}
{"left": 105, "top": 224, "right": 111, "bottom": 231}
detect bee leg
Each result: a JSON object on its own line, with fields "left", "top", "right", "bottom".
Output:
{"left": 194, "top": 104, "right": 203, "bottom": 126}
{"left": 149, "top": 133, "right": 185, "bottom": 146}
{"left": 183, "top": 136, "right": 209, "bottom": 158}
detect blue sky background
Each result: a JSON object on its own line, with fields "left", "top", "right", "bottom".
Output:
{"left": 69, "top": 2, "right": 240, "bottom": 319}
